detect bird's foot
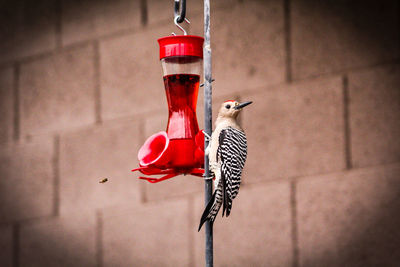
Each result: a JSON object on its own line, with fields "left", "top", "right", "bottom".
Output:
{"left": 202, "top": 130, "right": 211, "bottom": 141}
{"left": 203, "top": 170, "right": 215, "bottom": 180}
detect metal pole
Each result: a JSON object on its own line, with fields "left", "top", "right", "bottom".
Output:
{"left": 203, "top": 0, "right": 213, "bottom": 266}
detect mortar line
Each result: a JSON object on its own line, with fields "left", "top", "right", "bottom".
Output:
{"left": 93, "top": 41, "right": 102, "bottom": 124}
{"left": 55, "top": 0, "right": 63, "bottom": 48}
{"left": 140, "top": 0, "right": 148, "bottom": 26}
{"left": 13, "top": 63, "right": 20, "bottom": 141}
{"left": 342, "top": 75, "right": 352, "bottom": 169}
{"left": 290, "top": 180, "right": 299, "bottom": 267}
{"left": 138, "top": 119, "right": 147, "bottom": 203}
{"left": 284, "top": 0, "right": 292, "bottom": 83}
{"left": 188, "top": 196, "right": 195, "bottom": 267}
{"left": 12, "top": 223, "right": 19, "bottom": 267}
{"left": 96, "top": 211, "right": 103, "bottom": 267}
{"left": 53, "top": 135, "right": 60, "bottom": 216}
{"left": 236, "top": 94, "right": 243, "bottom": 126}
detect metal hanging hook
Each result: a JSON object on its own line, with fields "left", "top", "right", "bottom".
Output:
{"left": 174, "top": 0, "right": 186, "bottom": 23}
{"left": 173, "top": 0, "right": 190, "bottom": 35}
{"left": 173, "top": 16, "right": 190, "bottom": 35}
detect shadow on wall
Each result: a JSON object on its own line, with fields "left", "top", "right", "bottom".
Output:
{"left": 291, "top": 0, "right": 399, "bottom": 79}
{"left": 299, "top": 167, "right": 400, "bottom": 267}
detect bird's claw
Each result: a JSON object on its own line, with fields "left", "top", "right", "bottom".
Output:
{"left": 202, "top": 169, "right": 215, "bottom": 180}
{"left": 202, "top": 130, "right": 211, "bottom": 141}
{"left": 203, "top": 175, "right": 214, "bottom": 180}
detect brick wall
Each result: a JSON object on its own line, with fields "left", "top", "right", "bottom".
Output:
{"left": 0, "top": 0, "right": 399, "bottom": 266}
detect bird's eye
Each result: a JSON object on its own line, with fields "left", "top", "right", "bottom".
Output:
{"left": 225, "top": 104, "right": 231, "bottom": 109}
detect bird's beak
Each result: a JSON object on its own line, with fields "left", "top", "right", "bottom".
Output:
{"left": 234, "top": 101, "right": 253, "bottom": 110}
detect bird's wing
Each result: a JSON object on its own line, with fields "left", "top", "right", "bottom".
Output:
{"left": 217, "top": 127, "right": 247, "bottom": 216}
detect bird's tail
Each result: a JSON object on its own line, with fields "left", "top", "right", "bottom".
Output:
{"left": 198, "top": 182, "right": 223, "bottom": 231}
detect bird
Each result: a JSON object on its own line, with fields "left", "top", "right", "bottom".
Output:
{"left": 198, "top": 100, "right": 252, "bottom": 231}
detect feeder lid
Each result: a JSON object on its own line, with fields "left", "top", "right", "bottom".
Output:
{"left": 158, "top": 35, "right": 204, "bottom": 59}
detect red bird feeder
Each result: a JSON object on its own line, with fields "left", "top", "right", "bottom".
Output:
{"left": 132, "top": 35, "right": 205, "bottom": 183}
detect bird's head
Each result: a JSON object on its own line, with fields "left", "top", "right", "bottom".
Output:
{"left": 218, "top": 100, "right": 253, "bottom": 119}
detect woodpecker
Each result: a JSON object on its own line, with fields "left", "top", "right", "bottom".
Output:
{"left": 198, "top": 100, "right": 252, "bottom": 231}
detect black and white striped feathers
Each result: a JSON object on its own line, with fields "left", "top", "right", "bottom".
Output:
{"left": 198, "top": 126, "right": 248, "bottom": 231}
